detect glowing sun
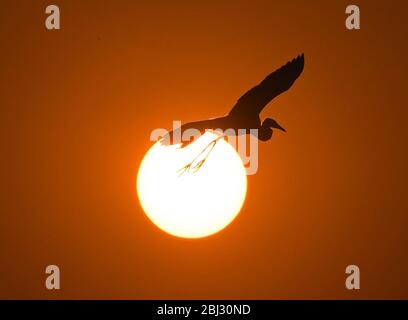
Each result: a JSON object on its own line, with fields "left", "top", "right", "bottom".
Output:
{"left": 137, "top": 132, "right": 247, "bottom": 238}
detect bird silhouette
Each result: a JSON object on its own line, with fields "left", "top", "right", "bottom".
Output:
{"left": 163, "top": 54, "right": 305, "bottom": 148}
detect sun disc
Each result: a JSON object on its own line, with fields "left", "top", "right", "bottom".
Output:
{"left": 136, "top": 132, "right": 247, "bottom": 238}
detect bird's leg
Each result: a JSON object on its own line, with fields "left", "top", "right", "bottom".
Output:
{"left": 191, "top": 134, "right": 226, "bottom": 172}
{"left": 177, "top": 142, "right": 213, "bottom": 176}
{"left": 177, "top": 134, "right": 225, "bottom": 176}
{"left": 177, "top": 138, "right": 218, "bottom": 176}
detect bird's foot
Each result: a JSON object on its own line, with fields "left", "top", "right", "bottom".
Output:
{"left": 177, "top": 137, "right": 221, "bottom": 176}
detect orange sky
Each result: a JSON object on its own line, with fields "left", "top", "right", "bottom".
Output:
{"left": 1, "top": 0, "right": 407, "bottom": 299}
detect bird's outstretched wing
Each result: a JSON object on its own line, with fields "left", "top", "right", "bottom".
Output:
{"left": 228, "top": 54, "right": 304, "bottom": 117}
{"left": 161, "top": 117, "right": 225, "bottom": 147}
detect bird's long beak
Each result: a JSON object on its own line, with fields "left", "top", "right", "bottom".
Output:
{"left": 272, "top": 122, "right": 286, "bottom": 132}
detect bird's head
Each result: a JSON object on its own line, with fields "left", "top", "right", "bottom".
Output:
{"left": 262, "top": 118, "right": 286, "bottom": 132}
{"left": 258, "top": 118, "right": 286, "bottom": 141}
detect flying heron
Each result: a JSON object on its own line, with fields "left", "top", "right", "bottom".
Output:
{"left": 162, "top": 54, "right": 305, "bottom": 173}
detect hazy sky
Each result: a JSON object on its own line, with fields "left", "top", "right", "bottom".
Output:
{"left": 1, "top": 0, "right": 407, "bottom": 298}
